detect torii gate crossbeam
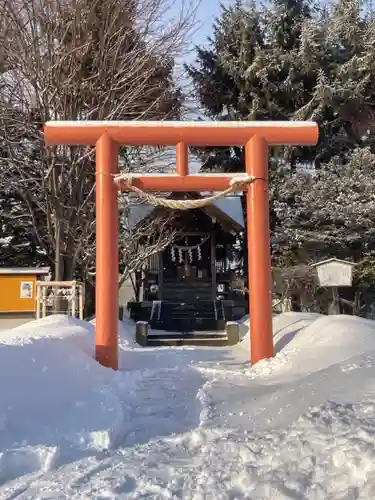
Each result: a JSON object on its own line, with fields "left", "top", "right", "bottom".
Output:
{"left": 44, "top": 121, "right": 319, "bottom": 370}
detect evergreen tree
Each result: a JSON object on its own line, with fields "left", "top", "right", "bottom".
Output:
{"left": 188, "top": 0, "right": 375, "bottom": 313}
{"left": 272, "top": 0, "right": 375, "bottom": 282}
{"left": 186, "top": 0, "right": 316, "bottom": 171}
{"left": 188, "top": 0, "right": 375, "bottom": 169}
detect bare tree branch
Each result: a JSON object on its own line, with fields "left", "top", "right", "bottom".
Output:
{"left": 0, "top": 0, "right": 197, "bottom": 290}
{"left": 118, "top": 213, "right": 179, "bottom": 286}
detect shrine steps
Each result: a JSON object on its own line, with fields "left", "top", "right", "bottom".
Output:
{"left": 162, "top": 280, "right": 213, "bottom": 302}
{"left": 135, "top": 323, "right": 240, "bottom": 347}
{"left": 145, "top": 335, "right": 230, "bottom": 347}
{"left": 150, "top": 300, "right": 225, "bottom": 332}
{"left": 127, "top": 299, "right": 248, "bottom": 338}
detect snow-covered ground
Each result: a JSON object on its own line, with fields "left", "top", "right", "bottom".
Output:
{"left": 1, "top": 312, "right": 375, "bottom": 498}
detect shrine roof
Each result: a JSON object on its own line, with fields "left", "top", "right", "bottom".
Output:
{"left": 125, "top": 194, "right": 244, "bottom": 231}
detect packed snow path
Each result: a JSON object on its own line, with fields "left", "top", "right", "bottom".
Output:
{"left": 1, "top": 313, "right": 375, "bottom": 498}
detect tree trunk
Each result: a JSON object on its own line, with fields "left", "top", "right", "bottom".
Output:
{"left": 84, "top": 280, "right": 95, "bottom": 318}
{"left": 62, "top": 255, "right": 74, "bottom": 281}
{"left": 53, "top": 219, "right": 66, "bottom": 314}
{"left": 353, "top": 288, "right": 362, "bottom": 316}
{"left": 54, "top": 218, "right": 62, "bottom": 281}
{"left": 53, "top": 221, "right": 75, "bottom": 314}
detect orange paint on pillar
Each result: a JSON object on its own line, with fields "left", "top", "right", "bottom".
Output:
{"left": 95, "top": 134, "right": 119, "bottom": 369}
{"left": 245, "top": 136, "right": 274, "bottom": 363}
{"left": 176, "top": 142, "right": 189, "bottom": 176}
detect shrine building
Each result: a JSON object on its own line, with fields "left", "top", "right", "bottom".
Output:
{"left": 125, "top": 193, "right": 248, "bottom": 332}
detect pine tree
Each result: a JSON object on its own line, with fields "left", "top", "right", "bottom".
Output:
{"left": 188, "top": 0, "right": 375, "bottom": 313}
{"left": 186, "top": 0, "right": 316, "bottom": 171}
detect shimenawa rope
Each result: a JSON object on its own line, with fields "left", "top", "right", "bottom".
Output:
{"left": 114, "top": 173, "right": 256, "bottom": 210}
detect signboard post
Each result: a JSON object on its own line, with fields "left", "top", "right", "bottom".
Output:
{"left": 311, "top": 258, "right": 355, "bottom": 315}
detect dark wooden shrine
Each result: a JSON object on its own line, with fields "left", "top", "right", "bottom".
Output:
{"left": 127, "top": 193, "right": 248, "bottom": 332}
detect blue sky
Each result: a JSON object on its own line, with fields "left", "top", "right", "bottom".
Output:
{"left": 176, "top": 0, "right": 232, "bottom": 65}
{"left": 189, "top": 0, "right": 229, "bottom": 51}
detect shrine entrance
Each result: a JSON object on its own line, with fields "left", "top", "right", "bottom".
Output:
{"left": 44, "top": 120, "right": 318, "bottom": 370}
{"left": 163, "top": 233, "right": 213, "bottom": 300}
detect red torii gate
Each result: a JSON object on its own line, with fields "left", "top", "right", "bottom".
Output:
{"left": 44, "top": 121, "right": 319, "bottom": 370}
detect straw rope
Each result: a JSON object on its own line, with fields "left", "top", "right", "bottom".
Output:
{"left": 114, "top": 173, "right": 256, "bottom": 210}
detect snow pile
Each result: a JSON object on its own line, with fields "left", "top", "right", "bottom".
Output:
{"left": 201, "top": 347, "right": 375, "bottom": 498}
{"left": 0, "top": 316, "right": 125, "bottom": 483}
{"left": 0, "top": 315, "right": 95, "bottom": 355}
{"left": 1, "top": 312, "right": 375, "bottom": 498}
{"left": 236, "top": 312, "right": 375, "bottom": 381}
{"left": 238, "top": 311, "right": 322, "bottom": 346}
{"left": 89, "top": 316, "right": 136, "bottom": 347}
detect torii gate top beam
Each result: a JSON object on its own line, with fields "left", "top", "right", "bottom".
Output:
{"left": 44, "top": 120, "right": 318, "bottom": 147}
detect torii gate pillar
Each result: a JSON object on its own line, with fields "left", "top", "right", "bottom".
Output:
{"left": 44, "top": 121, "right": 319, "bottom": 370}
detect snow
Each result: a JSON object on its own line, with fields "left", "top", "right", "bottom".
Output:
{"left": 127, "top": 195, "right": 244, "bottom": 229}
{"left": 89, "top": 316, "right": 136, "bottom": 349}
{"left": 46, "top": 120, "right": 317, "bottom": 129}
{"left": 1, "top": 312, "right": 375, "bottom": 498}
{"left": 0, "top": 237, "right": 13, "bottom": 245}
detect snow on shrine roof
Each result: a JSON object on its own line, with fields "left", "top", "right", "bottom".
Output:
{"left": 0, "top": 267, "right": 50, "bottom": 275}
{"left": 127, "top": 203, "right": 154, "bottom": 227}
{"left": 212, "top": 196, "right": 244, "bottom": 228}
{"left": 126, "top": 195, "right": 244, "bottom": 230}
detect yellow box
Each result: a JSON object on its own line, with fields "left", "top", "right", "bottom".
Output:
{"left": 0, "top": 268, "right": 50, "bottom": 313}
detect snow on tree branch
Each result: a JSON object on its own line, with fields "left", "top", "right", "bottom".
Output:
{"left": 0, "top": 0, "right": 197, "bottom": 288}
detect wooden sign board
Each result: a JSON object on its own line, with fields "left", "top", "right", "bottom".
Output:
{"left": 312, "top": 258, "right": 355, "bottom": 287}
